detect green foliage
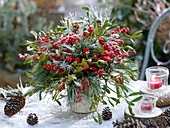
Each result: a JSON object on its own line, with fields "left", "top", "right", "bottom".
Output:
{"left": 0, "top": 0, "right": 52, "bottom": 73}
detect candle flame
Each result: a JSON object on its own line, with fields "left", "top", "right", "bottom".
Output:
{"left": 151, "top": 75, "right": 156, "bottom": 81}
{"left": 157, "top": 63, "right": 160, "bottom": 66}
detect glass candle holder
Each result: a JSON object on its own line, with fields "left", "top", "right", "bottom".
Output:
{"left": 145, "top": 66, "right": 169, "bottom": 90}
{"left": 138, "top": 95, "right": 157, "bottom": 113}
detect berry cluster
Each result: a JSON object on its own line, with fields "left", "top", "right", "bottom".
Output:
{"left": 18, "top": 53, "right": 30, "bottom": 59}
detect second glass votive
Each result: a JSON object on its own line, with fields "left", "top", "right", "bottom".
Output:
{"left": 138, "top": 94, "right": 157, "bottom": 113}
{"left": 145, "top": 66, "right": 169, "bottom": 90}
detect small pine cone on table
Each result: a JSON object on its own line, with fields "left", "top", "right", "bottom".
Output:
{"left": 102, "top": 107, "right": 112, "bottom": 120}
{"left": 112, "top": 118, "right": 145, "bottom": 128}
{"left": 156, "top": 115, "right": 169, "bottom": 128}
{"left": 27, "top": 113, "right": 38, "bottom": 125}
{"left": 112, "top": 119, "right": 119, "bottom": 127}
{"left": 4, "top": 94, "right": 25, "bottom": 116}
{"left": 144, "top": 119, "right": 157, "bottom": 128}
{"left": 162, "top": 107, "right": 170, "bottom": 117}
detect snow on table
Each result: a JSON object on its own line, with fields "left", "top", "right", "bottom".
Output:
{"left": 0, "top": 80, "right": 156, "bottom": 128}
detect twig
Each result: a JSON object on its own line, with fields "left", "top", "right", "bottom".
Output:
{"left": 0, "top": 94, "right": 8, "bottom": 102}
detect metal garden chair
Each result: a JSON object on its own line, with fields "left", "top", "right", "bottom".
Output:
{"left": 139, "top": 8, "right": 170, "bottom": 80}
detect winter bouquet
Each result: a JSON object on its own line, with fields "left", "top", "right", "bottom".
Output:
{"left": 19, "top": 6, "right": 142, "bottom": 124}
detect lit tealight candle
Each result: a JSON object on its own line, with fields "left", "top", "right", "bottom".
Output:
{"left": 148, "top": 75, "right": 162, "bottom": 89}
{"left": 139, "top": 95, "right": 157, "bottom": 114}
{"left": 141, "top": 101, "right": 153, "bottom": 112}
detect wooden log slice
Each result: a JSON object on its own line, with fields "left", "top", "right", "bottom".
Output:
{"left": 124, "top": 105, "right": 162, "bottom": 124}
{"left": 140, "top": 84, "right": 169, "bottom": 95}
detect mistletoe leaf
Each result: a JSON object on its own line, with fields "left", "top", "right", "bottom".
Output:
{"left": 67, "top": 18, "right": 70, "bottom": 28}
{"left": 28, "top": 44, "right": 38, "bottom": 50}
{"left": 92, "top": 115, "right": 99, "bottom": 123}
{"left": 131, "top": 96, "right": 143, "bottom": 103}
{"left": 116, "top": 83, "right": 128, "bottom": 92}
{"left": 32, "top": 63, "right": 39, "bottom": 73}
{"left": 131, "top": 30, "right": 143, "bottom": 37}
{"left": 97, "top": 112, "right": 102, "bottom": 125}
{"left": 54, "top": 84, "right": 62, "bottom": 91}
{"left": 30, "top": 30, "right": 38, "bottom": 39}
{"left": 110, "top": 97, "right": 120, "bottom": 104}
{"left": 82, "top": 7, "right": 89, "bottom": 10}
{"left": 97, "top": 42, "right": 104, "bottom": 53}
{"left": 40, "top": 53, "right": 46, "bottom": 61}
{"left": 128, "top": 105, "right": 134, "bottom": 116}
{"left": 81, "top": 58, "right": 88, "bottom": 67}
{"left": 128, "top": 92, "right": 140, "bottom": 97}
{"left": 56, "top": 100, "right": 62, "bottom": 106}
{"left": 24, "top": 56, "right": 32, "bottom": 64}
{"left": 20, "top": 40, "right": 32, "bottom": 46}
{"left": 108, "top": 99, "right": 114, "bottom": 107}
{"left": 74, "top": 81, "right": 82, "bottom": 87}
{"left": 26, "top": 72, "right": 34, "bottom": 78}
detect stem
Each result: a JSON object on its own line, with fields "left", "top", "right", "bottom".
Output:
{"left": 0, "top": 97, "right": 8, "bottom": 102}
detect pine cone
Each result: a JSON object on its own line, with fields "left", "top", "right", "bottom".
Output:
{"left": 156, "top": 116, "right": 169, "bottom": 128}
{"left": 27, "top": 113, "right": 38, "bottom": 125}
{"left": 4, "top": 94, "right": 25, "bottom": 116}
{"left": 144, "top": 119, "right": 157, "bottom": 128}
{"left": 112, "top": 119, "right": 119, "bottom": 127}
{"left": 112, "top": 118, "right": 145, "bottom": 128}
{"left": 162, "top": 107, "right": 170, "bottom": 117}
{"left": 156, "top": 93, "right": 170, "bottom": 107}
{"left": 102, "top": 107, "right": 112, "bottom": 120}
{"left": 166, "top": 117, "right": 170, "bottom": 127}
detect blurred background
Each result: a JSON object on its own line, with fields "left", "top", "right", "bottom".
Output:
{"left": 0, "top": 0, "right": 170, "bottom": 88}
